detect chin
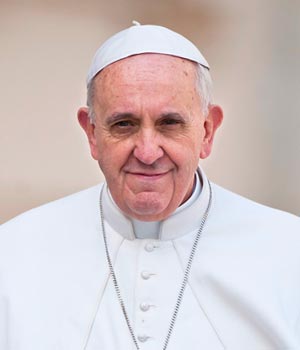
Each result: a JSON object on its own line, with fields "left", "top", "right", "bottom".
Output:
{"left": 127, "top": 197, "right": 171, "bottom": 221}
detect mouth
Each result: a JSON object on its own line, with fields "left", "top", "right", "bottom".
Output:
{"left": 126, "top": 170, "right": 170, "bottom": 180}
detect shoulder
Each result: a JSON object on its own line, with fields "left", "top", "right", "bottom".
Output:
{"left": 209, "top": 182, "right": 300, "bottom": 259}
{"left": 211, "top": 182, "right": 300, "bottom": 225}
{"left": 1, "top": 184, "right": 102, "bottom": 230}
{"left": 0, "top": 184, "right": 104, "bottom": 255}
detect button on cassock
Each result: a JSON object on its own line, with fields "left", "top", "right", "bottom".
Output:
{"left": 140, "top": 302, "right": 150, "bottom": 312}
{"left": 141, "top": 270, "right": 151, "bottom": 280}
{"left": 138, "top": 334, "right": 149, "bottom": 343}
{"left": 145, "top": 243, "right": 155, "bottom": 252}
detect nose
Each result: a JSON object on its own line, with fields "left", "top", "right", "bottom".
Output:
{"left": 133, "top": 128, "right": 164, "bottom": 165}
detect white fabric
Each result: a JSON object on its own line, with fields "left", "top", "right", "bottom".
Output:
{"left": 0, "top": 168, "right": 300, "bottom": 350}
{"left": 86, "top": 23, "right": 209, "bottom": 86}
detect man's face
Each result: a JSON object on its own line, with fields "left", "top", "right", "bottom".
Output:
{"left": 79, "top": 54, "right": 222, "bottom": 221}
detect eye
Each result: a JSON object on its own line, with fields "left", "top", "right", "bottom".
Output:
{"left": 158, "top": 115, "right": 184, "bottom": 129}
{"left": 161, "top": 118, "right": 181, "bottom": 125}
{"left": 110, "top": 118, "right": 138, "bottom": 129}
{"left": 109, "top": 118, "right": 138, "bottom": 136}
{"left": 114, "top": 120, "right": 134, "bottom": 127}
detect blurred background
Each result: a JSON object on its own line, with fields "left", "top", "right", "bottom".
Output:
{"left": 1, "top": 0, "right": 299, "bottom": 223}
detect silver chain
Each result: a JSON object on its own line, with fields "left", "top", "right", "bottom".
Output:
{"left": 99, "top": 181, "right": 212, "bottom": 350}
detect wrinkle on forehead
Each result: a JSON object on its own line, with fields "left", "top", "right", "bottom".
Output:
{"left": 95, "top": 54, "right": 198, "bottom": 91}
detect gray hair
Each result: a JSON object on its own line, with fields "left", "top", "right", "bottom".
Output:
{"left": 86, "top": 62, "right": 213, "bottom": 123}
{"left": 195, "top": 63, "right": 213, "bottom": 117}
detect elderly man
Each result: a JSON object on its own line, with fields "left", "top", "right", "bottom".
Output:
{"left": 0, "top": 23, "right": 300, "bottom": 350}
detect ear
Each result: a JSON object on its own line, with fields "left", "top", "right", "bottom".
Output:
{"left": 77, "top": 107, "right": 100, "bottom": 160}
{"left": 200, "top": 105, "right": 223, "bottom": 159}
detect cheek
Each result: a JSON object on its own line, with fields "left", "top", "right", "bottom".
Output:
{"left": 97, "top": 141, "right": 130, "bottom": 177}
{"left": 191, "top": 129, "right": 205, "bottom": 158}
{"left": 172, "top": 133, "right": 202, "bottom": 164}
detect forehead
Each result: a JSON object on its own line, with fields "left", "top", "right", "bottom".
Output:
{"left": 94, "top": 54, "right": 198, "bottom": 97}
{"left": 92, "top": 54, "right": 204, "bottom": 122}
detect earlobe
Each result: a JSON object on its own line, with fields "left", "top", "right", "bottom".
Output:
{"left": 77, "top": 107, "right": 99, "bottom": 160}
{"left": 200, "top": 105, "right": 223, "bottom": 159}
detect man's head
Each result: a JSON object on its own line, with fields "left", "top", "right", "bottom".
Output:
{"left": 78, "top": 24, "right": 223, "bottom": 221}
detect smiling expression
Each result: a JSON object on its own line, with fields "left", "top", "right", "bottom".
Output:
{"left": 78, "top": 54, "right": 222, "bottom": 221}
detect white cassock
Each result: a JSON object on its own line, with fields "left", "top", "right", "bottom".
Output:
{"left": 0, "top": 168, "right": 300, "bottom": 350}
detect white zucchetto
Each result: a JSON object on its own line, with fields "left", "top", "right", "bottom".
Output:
{"left": 86, "top": 21, "right": 209, "bottom": 86}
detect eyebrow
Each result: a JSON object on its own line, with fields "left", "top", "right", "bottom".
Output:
{"left": 159, "top": 112, "right": 185, "bottom": 120}
{"left": 105, "top": 111, "right": 186, "bottom": 126}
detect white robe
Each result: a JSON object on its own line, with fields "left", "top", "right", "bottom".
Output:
{"left": 0, "top": 169, "right": 300, "bottom": 350}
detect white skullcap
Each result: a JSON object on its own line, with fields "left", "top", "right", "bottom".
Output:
{"left": 86, "top": 21, "right": 209, "bottom": 86}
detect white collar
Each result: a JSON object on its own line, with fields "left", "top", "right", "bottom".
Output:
{"left": 101, "top": 167, "right": 211, "bottom": 241}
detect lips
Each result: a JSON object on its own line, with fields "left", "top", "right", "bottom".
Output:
{"left": 126, "top": 170, "right": 170, "bottom": 180}
{"left": 129, "top": 171, "right": 167, "bottom": 176}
